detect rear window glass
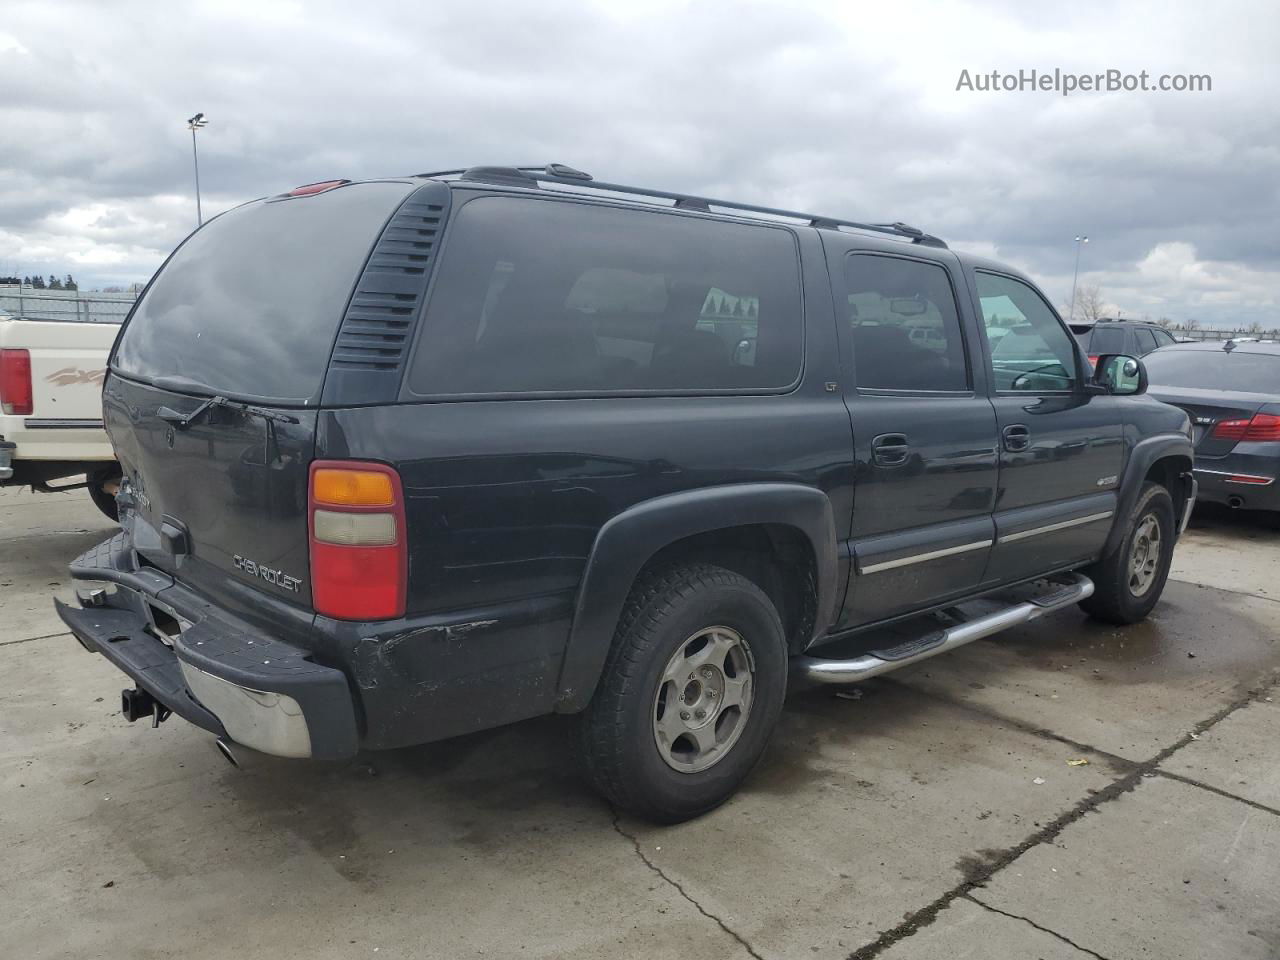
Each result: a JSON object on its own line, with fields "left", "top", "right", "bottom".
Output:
{"left": 114, "top": 181, "right": 413, "bottom": 404}
{"left": 1087, "top": 326, "right": 1126, "bottom": 355}
{"left": 407, "top": 197, "right": 803, "bottom": 395}
{"left": 1144, "top": 350, "right": 1280, "bottom": 393}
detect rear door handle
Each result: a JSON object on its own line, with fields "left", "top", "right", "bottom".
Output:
{"left": 1002, "top": 424, "right": 1031, "bottom": 452}
{"left": 872, "top": 432, "right": 909, "bottom": 466}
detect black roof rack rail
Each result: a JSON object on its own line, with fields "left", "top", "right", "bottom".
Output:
{"left": 426, "top": 164, "right": 947, "bottom": 248}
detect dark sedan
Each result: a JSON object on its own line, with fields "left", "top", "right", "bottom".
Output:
{"left": 1145, "top": 341, "right": 1280, "bottom": 518}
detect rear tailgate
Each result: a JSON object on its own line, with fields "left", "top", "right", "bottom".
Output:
{"left": 105, "top": 179, "right": 419, "bottom": 621}
{"left": 104, "top": 373, "right": 318, "bottom": 613}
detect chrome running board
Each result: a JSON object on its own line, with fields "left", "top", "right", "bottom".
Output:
{"left": 794, "top": 573, "right": 1094, "bottom": 685}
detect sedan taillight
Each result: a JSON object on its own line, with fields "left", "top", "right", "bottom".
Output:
{"left": 1212, "top": 413, "right": 1280, "bottom": 442}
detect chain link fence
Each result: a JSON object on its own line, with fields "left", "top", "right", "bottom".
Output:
{"left": 0, "top": 286, "right": 137, "bottom": 324}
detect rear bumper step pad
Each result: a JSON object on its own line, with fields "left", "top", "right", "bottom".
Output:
{"left": 57, "top": 535, "right": 360, "bottom": 761}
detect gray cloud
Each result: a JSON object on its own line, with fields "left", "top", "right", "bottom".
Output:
{"left": 2, "top": 0, "right": 1277, "bottom": 325}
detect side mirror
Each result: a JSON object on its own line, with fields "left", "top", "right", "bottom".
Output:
{"left": 1093, "top": 354, "right": 1147, "bottom": 396}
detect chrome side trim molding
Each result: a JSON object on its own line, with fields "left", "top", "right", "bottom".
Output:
{"left": 1194, "top": 467, "right": 1274, "bottom": 485}
{"left": 1000, "top": 511, "right": 1113, "bottom": 544}
{"left": 858, "top": 539, "right": 992, "bottom": 575}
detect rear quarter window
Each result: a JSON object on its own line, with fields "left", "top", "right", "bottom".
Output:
{"left": 406, "top": 196, "right": 803, "bottom": 396}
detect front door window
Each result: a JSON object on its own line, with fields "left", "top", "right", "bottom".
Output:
{"left": 978, "top": 272, "right": 1078, "bottom": 392}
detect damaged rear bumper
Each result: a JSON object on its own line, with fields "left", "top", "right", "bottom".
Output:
{"left": 56, "top": 533, "right": 359, "bottom": 760}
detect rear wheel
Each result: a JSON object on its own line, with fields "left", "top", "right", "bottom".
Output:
{"left": 87, "top": 465, "right": 122, "bottom": 523}
{"left": 1079, "top": 482, "right": 1175, "bottom": 624}
{"left": 579, "top": 563, "right": 787, "bottom": 823}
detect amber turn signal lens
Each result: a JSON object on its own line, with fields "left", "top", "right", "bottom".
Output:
{"left": 312, "top": 468, "right": 395, "bottom": 506}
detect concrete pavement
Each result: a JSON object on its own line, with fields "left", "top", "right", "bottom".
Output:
{"left": 1, "top": 485, "right": 1276, "bottom": 959}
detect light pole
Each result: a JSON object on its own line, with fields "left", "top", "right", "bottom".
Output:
{"left": 1068, "top": 234, "right": 1089, "bottom": 321}
{"left": 187, "top": 112, "right": 209, "bottom": 226}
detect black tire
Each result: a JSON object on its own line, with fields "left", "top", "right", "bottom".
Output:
{"left": 1079, "top": 482, "right": 1175, "bottom": 625}
{"left": 579, "top": 562, "right": 787, "bottom": 823}
{"left": 87, "top": 465, "right": 122, "bottom": 523}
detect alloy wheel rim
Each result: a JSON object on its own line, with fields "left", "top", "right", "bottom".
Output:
{"left": 652, "top": 626, "right": 755, "bottom": 773}
{"left": 1128, "top": 514, "right": 1162, "bottom": 597}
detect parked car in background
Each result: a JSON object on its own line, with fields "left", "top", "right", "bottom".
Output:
{"left": 1070, "top": 318, "right": 1178, "bottom": 368}
{"left": 1145, "top": 340, "right": 1280, "bottom": 522}
{"left": 55, "top": 165, "right": 1194, "bottom": 822}
{"left": 0, "top": 314, "right": 121, "bottom": 518}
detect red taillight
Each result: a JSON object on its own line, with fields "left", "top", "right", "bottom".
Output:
{"left": 1243, "top": 413, "right": 1280, "bottom": 441}
{"left": 0, "top": 349, "right": 33, "bottom": 416}
{"left": 308, "top": 460, "right": 406, "bottom": 621}
{"left": 1212, "top": 413, "right": 1280, "bottom": 442}
{"left": 1225, "top": 474, "right": 1273, "bottom": 485}
{"left": 288, "top": 179, "right": 349, "bottom": 197}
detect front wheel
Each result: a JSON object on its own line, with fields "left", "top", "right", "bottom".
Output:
{"left": 1079, "top": 482, "right": 1175, "bottom": 624}
{"left": 579, "top": 563, "right": 787, "bottom": 823}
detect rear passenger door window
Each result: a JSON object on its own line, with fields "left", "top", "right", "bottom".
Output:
{"left": 843, "top": 254, "right": 969, "bottom": 392}
{"left": 977, "top": 272, "right": 1078, "bottom": 392}
{"left": 406, "top": 197, "right": 803, "bottom": 396}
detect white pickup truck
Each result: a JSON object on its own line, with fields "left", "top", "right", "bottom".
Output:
{"left": 0, "top": 315, "right": 121, "bottom": 519}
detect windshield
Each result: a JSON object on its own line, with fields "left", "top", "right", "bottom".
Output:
{"left": 113, "top": 181, "right": 414, "bottom": 405}
{"left": 1145, "top": 349, "right": 1280, "bottom": 393}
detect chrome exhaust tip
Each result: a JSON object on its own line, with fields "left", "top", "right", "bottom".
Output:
{"left": 214, "top": 738, "right": 240, "bottom": 769}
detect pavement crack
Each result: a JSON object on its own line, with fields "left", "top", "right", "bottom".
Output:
{"left": 1168, "top": 577, "right": 1280, "bottom": 607}
{"left": 846, "top": 678, "right": 1279, "bottom": 959}
{"left": 611, "top": 811, "right": 765, "bottom": 960}
{"left": 964, "top": 894, "right": 1113, "bottom": 959}
{"left": 1155, "top": 770, "right": 1280, "bottom": 818}
{"left": 0, "top": 630, "right": 72, "bottom": 648}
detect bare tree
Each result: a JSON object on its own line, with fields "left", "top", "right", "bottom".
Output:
{"left": 1246, "top": 320, "right": 1264, "bottom": 335}
{"left": 1075, "top": 285, "right": 1106, "bottom": 323}
{"left": 1155, "top": 316, "right": 1174, "bottom": 329}
{"left": 1183, "top": 317, "right": 1201, "bottom": 332}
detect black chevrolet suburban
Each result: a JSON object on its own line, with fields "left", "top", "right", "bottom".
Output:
{"left": 57, "top": 165, "right": 1196, "bottom": 822}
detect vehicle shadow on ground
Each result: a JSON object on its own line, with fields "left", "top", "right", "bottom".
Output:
{"left": 1187, "top": 501, "right": 1279, "bottom": 540}
{"left": 213, "top": 571, "right": 1279, "bottom": 837}
{"left": 210, "top": 613, "right": 1165, "bottom": 835}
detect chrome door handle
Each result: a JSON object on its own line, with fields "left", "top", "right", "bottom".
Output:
{"left": 872, "top": 433, "right": 909, "bottom": 466}
{"left": 1002, "top": 424, "right": 1031, "bottom": 451}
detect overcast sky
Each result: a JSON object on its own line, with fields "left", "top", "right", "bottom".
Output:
{"left": 2, "top": 0, "right": 1277, "bottom": 327}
